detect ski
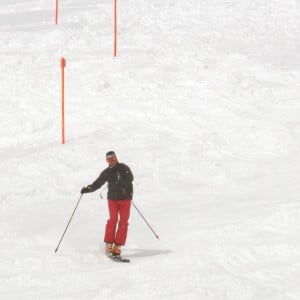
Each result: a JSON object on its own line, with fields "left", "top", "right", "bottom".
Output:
{"left": 107, "top": 254, "right": 130, "bottom": 263}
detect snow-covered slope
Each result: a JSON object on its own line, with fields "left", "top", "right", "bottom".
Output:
{"left": 1, "top": 0, "right": 300, "bottom": 299}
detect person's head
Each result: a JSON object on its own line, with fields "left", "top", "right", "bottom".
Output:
{"left": 106, "top": 151, "right": 118, "bottom": 167}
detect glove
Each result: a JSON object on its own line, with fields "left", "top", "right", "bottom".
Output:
{"left": 81, "top": 185, "right": 92, "bottom": 194}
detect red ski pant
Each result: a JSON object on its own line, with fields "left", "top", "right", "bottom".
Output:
{"left": 104, "top": 199, "right": 131, "bottom": 246}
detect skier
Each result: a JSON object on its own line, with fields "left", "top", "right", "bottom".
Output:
{"left": 80, "top": 151, "right": 134, "bottom": 258}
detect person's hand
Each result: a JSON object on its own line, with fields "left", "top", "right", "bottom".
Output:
{"left": 81, "top": 186, "right": 92, "bottom": 194}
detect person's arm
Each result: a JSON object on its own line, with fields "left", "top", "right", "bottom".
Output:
{"left": 118, "top": 164, "right": 134, "bottom": 185}
{"left": 81, "top": 169, "right": 108, "bottom": 194}
{"left": 126, "top": 165, "right": 134, "bottom": 182}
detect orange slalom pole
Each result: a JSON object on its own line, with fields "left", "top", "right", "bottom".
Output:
{"left": 114, "top": 0, "right": 117, "bottom": 57}
{"left": 55, "top": 0, "right": 58, "bottom": 25}
{"left": 61, "top": 57, "right": 66, "bottom": 144}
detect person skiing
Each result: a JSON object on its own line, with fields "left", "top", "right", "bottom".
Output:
{"left": 80, "top": 151, "right": 134, "bottom": 257}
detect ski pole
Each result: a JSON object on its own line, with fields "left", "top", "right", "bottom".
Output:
{"left": 132, "top": 201, "right": 159, "bottom": 239}
{"left": 55, "top": 194, "right": 83, "bottom": 253}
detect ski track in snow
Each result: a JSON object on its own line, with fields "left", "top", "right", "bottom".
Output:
{"left": 1, "top": 0, "right": 300, "bottom": 299}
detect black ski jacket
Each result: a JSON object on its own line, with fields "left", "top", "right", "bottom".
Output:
{"left": 87, "top": 163, "right": 134, "bottom": 200}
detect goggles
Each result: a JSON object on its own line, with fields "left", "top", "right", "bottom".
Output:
{"left": 106, "top": 155, "right": 116, "bottom": 162}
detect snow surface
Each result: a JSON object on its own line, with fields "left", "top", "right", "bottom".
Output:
{"left": 1, "top": 0, "right": 300, "bottom": 299}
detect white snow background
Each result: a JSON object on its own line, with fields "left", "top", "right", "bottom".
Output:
{"left": 1, "top": 0, "right": 300, "bottom": 299}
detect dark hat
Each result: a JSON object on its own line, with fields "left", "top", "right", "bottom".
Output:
{"left": 106, "top": 151, "right": 116, "bottom": 158}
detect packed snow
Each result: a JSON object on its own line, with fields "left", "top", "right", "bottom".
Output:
{"left": 1, "top": 0, "right": 300, "bottom": 299}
